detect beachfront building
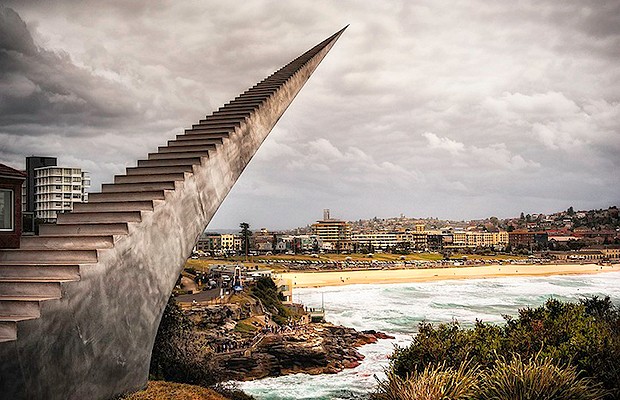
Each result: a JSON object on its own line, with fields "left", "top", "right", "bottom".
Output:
{"left": 195, "top": 233, "right": 221, "bottom": 253}
{"left": 292, "top": 234, "right": 320, "bottom": 253}
{"left": 508, "top": 231, "right": 548, "bottom": 250}
{"left": 442, "top": 230, "right": 509, "bottom": 250}
{"left": 311, "top": 210, "right": 352, "bottom": 253}
{"left": 396, "top": 230, "right": 428, "bottom": 250}
{"left": 352, "top": 232, "right": 399, "bottom": 250}
{"left": 252, "top": 229, "right": 274, "bottom": 253}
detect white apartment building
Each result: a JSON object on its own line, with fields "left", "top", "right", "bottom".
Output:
{"left": 33, "top": 166, "right": 90, "bottom": 222}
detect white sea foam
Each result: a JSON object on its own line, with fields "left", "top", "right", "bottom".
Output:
{"left": 239, "top": 271, "right": 620, "bottom": 399}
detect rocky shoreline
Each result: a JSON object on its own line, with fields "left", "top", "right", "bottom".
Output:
{"left": 180, "top": 299, "right": 394, "bottom": 382}
{"left": 216, "top": 323, "right": 393, "bottom": 381}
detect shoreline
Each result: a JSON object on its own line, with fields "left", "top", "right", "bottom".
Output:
{"left": 277, "top": 263, "right": 619, "bottom": 289}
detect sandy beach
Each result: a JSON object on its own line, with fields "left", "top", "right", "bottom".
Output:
{"left": 277, "top": 263, "right": 619, "bottom": 289}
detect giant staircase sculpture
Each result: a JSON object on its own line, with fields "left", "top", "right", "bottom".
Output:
{"left": 0, "top": 27, "right": 346, "bottom": 400}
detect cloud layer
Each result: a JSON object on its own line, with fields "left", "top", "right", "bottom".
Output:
{"left": 0, "top": 1, "right": 618, "bottom": 229}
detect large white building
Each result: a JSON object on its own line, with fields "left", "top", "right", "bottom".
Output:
{"left": 32, "top": 166, "right": 90, "bottom": 222}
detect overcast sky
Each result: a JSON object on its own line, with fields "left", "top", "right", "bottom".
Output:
{"left": 1, "top": 1, "right": 618, "bottom": 229}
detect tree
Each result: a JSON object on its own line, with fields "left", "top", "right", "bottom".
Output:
{"left": 568, "top": 206, "right": 575, "bottom": 216}
{"left": 239, "top": 222, "right": 251, "bottom": 259}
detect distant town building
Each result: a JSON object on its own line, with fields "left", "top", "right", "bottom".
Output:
{"left": 195, "top": 233, "right": 221, "bottom": 253}
{"left": 311, "top": 210, "right": 352, "bottom": 252}
{"left": 31, "top": 165, "right": 90, "bottom": 222}
{"left": 352, "top": 232, "right": 399, "bottom": 250}
{"left": 24, "top": 156, "right": 57, "bottom": 213}
{"left": 508, "top": 231, "right": 548, "bottom": 250}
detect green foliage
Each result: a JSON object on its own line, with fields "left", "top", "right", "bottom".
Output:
{"left": 234, "top": 320, "right": 258, "bottom": 334}
{"left": 239, "top": 222, "right": 251, "bottom": 256}
{"left": 389, "top": 297, "right": 620, "bottom": 397}
{"left": 250, "top": 277, "right": 290, "bottom": 325}
{"left": 149, "top": 297, "right": 221, "bottom": 386}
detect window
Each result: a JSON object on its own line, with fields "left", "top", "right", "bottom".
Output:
{"left": 0, "top": 189, "right": 14, "bottom": 231}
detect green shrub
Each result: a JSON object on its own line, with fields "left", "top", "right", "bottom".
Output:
{"left": 250, "top": 277, "right": 290, "bottom": 325}
{"left": 389, "top": 297, "right": 620, "bottom": 397}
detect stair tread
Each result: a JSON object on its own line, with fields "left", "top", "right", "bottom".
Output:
{"left": 0, "top": 315, "right": 40, "bottom": 322}
{"left": 0, "top": 277, "right": 78, "bottom": 282}
{"left": 0, "top": 295, "right": 60, "bottom": 301}
{"left": 0, "top": 262, "right": 80, "bottom": 266}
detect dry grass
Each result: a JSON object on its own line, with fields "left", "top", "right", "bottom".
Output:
{"left": 373, "top": 362, "right": 480, "bottom": 400}
{"left": 123, "top": 381, "right": 228, "bottom": 400}
{"left": 480, "top": 356, "right": 608, "bottom": 400}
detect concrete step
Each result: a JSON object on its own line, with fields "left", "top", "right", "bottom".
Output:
{"left": 235, "top": 94, "right": 270, "bottom": 101}
{"left": 73, "top": 200, "right": 155, "bottom": 212}
{"left": 191, "top": 121, "right": 241, "bottom": 130}
{"left": 0, "top": 264, "right": 79, "bottom": 281}
{"left": 167, "top": 138, "right": 223, "bottom": 147}
{"left": 0, "top": 315, "right": 38, "bottom": 323}
{"left": 0, "top": 249, "right": 97, "bottom": 263}
{"left": 137, "top": 158, "right": 203, "bottom": 168}
{"left": 209, "top": 111, "right": 252, "bottom": 119}
{"left": 39, "top": 223, "right": 129, "bottom": 237}
{"left": 244, "top": 88, "right": 277, "bottom": 93}
{"left": 102, "top": 181, "right": 176, "bottom": 192}
{"left": 258, "top": 79, "right": 286, "bottom": 85}
{"left": 196, "top": 117, "right": 245, "bottom": 125}
{"left": 0, "top": 282, "right": 61, "bottom": 298}
{"left": 0, "top": 300, "right": 40, "bottom": 318}
{"left": 157, "top": 144, "right": 216, "bottom": 154}
{"left": 57, "top": 211, "right": 142, "bottom": 225}
{"left": 115, "top": 173, "right": 188, "bottom": 184}
{"left": 217, "top": 104, "right": 260, "bottom": 112}
{"left": 177, "top": 132, "right": 230, "bottom": 140}
{"left": 126, "top": 165, "right": 195, "bottom": 175}
{"left": 147, "top": 152, "right": 210, "bottom": 161}
{"left": 226, "top": 99, "right": 264, "bottom": 106}
{"left": 90, "top": 190, "right": 167, "bottom": 202}
{"left": 20, "top": 235, "right": 114, "bottom": 250}
{"left": 157, "top": 145, "right": 216, "bottom": 154}
{"left": 0, "top": 321, "right": 16, "bottom": 343}
{"left": 183, "top": 127, "right": 233, "bottom": 135}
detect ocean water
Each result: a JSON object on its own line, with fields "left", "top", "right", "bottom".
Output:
{"left": 239, "top": 271, "right": 620, "bottom": 399}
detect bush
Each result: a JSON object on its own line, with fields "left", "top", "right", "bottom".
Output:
{"left": 372, "top": 362, "right": 479, "bottom": 400}
{"left": 480, "top": 356, "right": 607, "bottom": 400}
{"left": 149, "top": 297, "right": 221, "bottom": 386}
{"left": 389, "top": 297, "right": 620, "bottom": 397}
{"left": 250, "top": 277, "right": 290, "bottom": 325}
{"left": 374, "top": 357, "right": 607, "bottom": 400}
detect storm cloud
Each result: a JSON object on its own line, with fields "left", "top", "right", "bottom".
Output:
{"left": 0, "top": 1, "right": 618, "bottom": 229}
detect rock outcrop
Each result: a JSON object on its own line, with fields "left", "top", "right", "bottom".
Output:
{"left": 215, "top": 323, "right": 394, "bottom": 381}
